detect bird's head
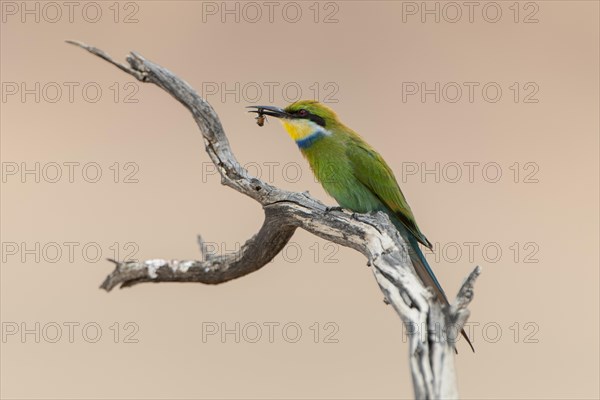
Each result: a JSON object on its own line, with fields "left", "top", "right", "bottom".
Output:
{"left": 248, "top": 100, "right": 340, "bottom": 143}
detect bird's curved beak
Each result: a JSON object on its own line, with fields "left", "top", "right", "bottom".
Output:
{"left": 246, "top": 105, "right": 290, "bottom": 119}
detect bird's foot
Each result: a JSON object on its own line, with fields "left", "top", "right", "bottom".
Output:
{"left": 325, "top": 206, "right": 344, "bottom": 213}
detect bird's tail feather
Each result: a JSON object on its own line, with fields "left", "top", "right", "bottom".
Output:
{"left": 401, "top": 225, "right": 475, "bottom": 353}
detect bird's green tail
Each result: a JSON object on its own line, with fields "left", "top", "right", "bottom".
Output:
{"left": 392, "top": 218, "right": 475, "bottom": 352}
{"left": 406, "top": 232, "right": 448, "bottom": 301}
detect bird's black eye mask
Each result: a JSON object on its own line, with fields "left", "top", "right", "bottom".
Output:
{"left": 290, "top": 109, "right": 326, "bottom": 128}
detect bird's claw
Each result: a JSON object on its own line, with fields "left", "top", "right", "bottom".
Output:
{"left": 325, "top": 206, "right": 344, "bottom": 213}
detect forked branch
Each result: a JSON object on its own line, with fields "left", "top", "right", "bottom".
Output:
{"left": 68, "top": 40, "right": 480, "bottom": 400}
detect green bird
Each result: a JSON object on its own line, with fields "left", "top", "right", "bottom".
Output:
{"left": 248, "top": 100, "right": 474, "bottom": 352}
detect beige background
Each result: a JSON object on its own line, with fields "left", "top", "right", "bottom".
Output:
{"left": 1, "top": 1, "right": 599, "bottom": 399}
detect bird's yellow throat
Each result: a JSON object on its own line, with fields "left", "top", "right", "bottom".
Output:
{"left": 281, "top": 119, "right": 320, "bottom": 142}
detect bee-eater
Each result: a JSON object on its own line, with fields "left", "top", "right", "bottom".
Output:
{"left": 248, "top": 100, "right": 474, "bottom": 352}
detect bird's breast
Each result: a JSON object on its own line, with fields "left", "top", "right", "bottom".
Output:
{"left": 302, "top": 145, "right": 383, "bottom": 213}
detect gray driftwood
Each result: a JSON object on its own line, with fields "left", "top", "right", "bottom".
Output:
{"left": 67, "top": 40, "right": 480, "bottom": 400}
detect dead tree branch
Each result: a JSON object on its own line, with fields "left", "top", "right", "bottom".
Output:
{"left": 67, "top": 40, "right": 480, "bottom": 399}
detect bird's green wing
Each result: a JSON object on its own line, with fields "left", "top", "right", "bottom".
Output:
{"left": 346, "top": 138, "right": 432, "bottom": 249}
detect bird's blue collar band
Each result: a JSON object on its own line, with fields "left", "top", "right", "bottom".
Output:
{"left": 295, "top": 130, "right": 327, "bottom": 149}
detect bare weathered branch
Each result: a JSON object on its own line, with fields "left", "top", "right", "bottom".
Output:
{"left": 69, "top": 40, "right": 480, "bottom": 399}
{"left": 101, "top": 206, "right": 296, "bottom": 291}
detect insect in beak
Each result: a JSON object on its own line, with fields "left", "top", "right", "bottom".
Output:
{"left": 247, "top": 105, "right": 290, "bottom": 127}
{"left": 255, "top": 113, "right": 266, "bottom": 127}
